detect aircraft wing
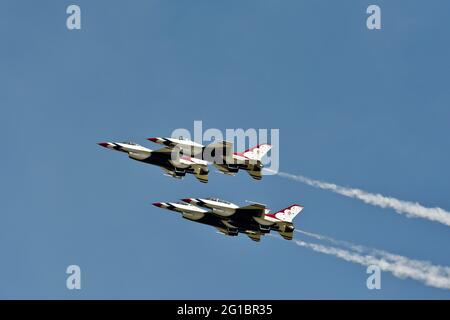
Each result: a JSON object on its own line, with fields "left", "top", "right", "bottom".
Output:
{"left": 149, "top": 137, "right": 204, "bottom": 157}
{"left": 152, "top": 146, "right": 179, "bottom": 155}
{"left": 203, "top": 140, "right": 234, "bottom": 163}
{"left": 152, "top": 146, "right": 209, "bottom": 182}
{"left": 231, "top": 203, "right": 266, "bottom": 221}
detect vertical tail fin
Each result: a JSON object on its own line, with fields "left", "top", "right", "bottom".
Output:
{"left": 266, "top": 204, "right": 304, "bottom": 223}
{"left": 241, "top": 144, "right": 272, "bottom": 161}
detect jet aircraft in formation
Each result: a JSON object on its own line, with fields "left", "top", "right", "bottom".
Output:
{"left": 98, "top": 137, "right": 272, "bottom": 183}
{"left": 153, "top": 198, "right": 304, "bottom": 242}
{"left": 98, "top": 136, "right": 305, "bottom": 241}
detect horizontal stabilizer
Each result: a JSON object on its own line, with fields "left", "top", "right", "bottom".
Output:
{"left": 247, "top": 233, "right": 262, "bottom": 242}
{"left": 247, "top": 166, "right": 263, "bottom": 180}
{"left": 193, "top": 165, "right": 209, "bottom": 183}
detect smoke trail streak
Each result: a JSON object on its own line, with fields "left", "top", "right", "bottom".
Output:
{"left": 290, "top": 230, "right": 450, "bottom": 290}
{"left": 275, "top": 171, "right": 450, "bottom": 227}
{"left": 294, "top": 239, "right": 450, "bottom": 290}
{"left": 295, "top": 229, "right": 365, "bottom": 253}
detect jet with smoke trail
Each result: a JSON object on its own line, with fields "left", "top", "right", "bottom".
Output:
{"left": 290, "top": 230, "right": 450, "bottom": 290}
{"left": 272, "top": 170, "right": 450, "bottom": 227}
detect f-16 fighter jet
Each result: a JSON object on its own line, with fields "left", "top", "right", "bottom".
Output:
{"left": 153, "top": 197, "right": 304, "bottom": 241}
{"left": 148, "top": 137, "right": 272, "bottom": 180}
{"left": 97, "top": 141, "right": 209, "bottom": 183}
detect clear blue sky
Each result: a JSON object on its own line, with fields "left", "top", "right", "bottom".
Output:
{"left": 1, "top": 0, "right": 450, "bottom": 299}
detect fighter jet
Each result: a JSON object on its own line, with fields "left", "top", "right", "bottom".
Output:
{"left": 153, "top": 197, "right": 304, "bottom": 241}
{"left": 97, "top": 141, "right": 209, "bottom": 183}
{"left": 148, "top": 137, "right": 272, "bottom": 180}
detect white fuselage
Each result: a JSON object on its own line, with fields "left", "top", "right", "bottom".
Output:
{"left": 186, "top": 198, "right": 239, "bottom": 217}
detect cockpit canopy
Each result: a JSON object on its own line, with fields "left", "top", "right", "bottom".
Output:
{"left": 121, "top": 141, "right": 139, "bottom": 146}
{"left": 206, "top": 197, "right": 231, "bottom": 204}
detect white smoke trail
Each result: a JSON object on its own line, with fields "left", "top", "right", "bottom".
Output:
{"left": 296, "top": 229, "right": 365, "bottom": 253}
{"left": 291, "top": 230, "right": 450, "bottom": 290}
{"left": 276, "top": 171, "right": 450, "bottom": 227}
{"left": 295, "top": 239, "right": 450, "bottom": 290}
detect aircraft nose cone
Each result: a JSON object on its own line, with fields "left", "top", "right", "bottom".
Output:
{"left": 152, "top": 202, "right": 163, "bottom": 207}
{"left": 97, "top": 142, "right": 109, "bottom": 148}
{"left": 148, "top": 138, "right": 158, "bottom": 143}
{"left": 182, "top": 198, "right": 192, "bottom": 203}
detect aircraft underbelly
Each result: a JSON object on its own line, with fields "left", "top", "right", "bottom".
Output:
{"left": 140, "top": 153, "right": 176, "bottom": 171}
{"left": 194, "top": 214, "right": 261, "bottom": 234}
